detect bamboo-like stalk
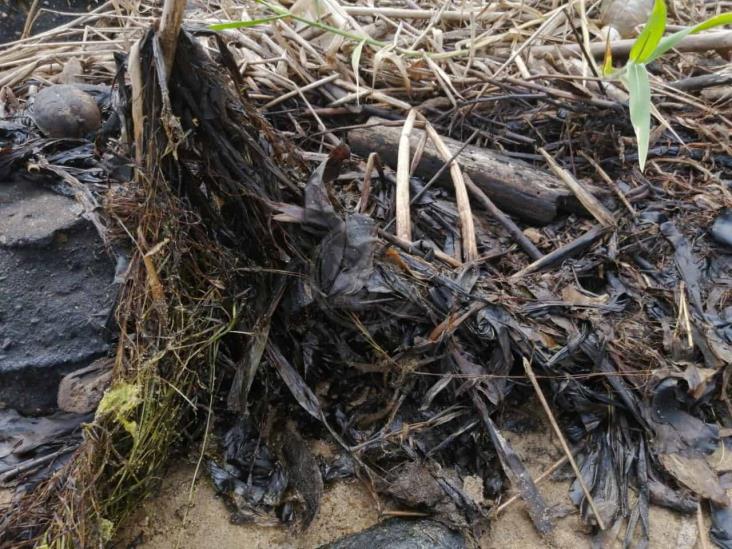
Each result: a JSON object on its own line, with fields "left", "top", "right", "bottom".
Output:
{"left": 423, "top": 120, "right": 478, "bottom": 262}
{"left": 396, "top": 109, "right": 417, "bottom": 243}
{"left": 159, "top": 0, "right": 187, "bottom": 77}
{"left": 529, "top": 30, "right": 732, "bottom": 59}
{"left": 343, "top": 6, "right": 503, "bottom": 22}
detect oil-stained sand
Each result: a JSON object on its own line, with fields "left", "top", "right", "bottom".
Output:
{"left": 117, "top": 412, "right": 701, "bottom": 549}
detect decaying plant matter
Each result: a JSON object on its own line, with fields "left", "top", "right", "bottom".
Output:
{"left": 0, "top": 1, "right": 730, "bottom": 547}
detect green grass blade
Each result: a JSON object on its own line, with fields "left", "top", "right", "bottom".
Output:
{"left": 646, "top": 13, "right": 732, "bottom": 62}
{"left": 629, "top": 0, "right": 667, "bottom": 63}
{"left": 627, "top": 63, "right": 652, "bottom": 171}
{"left": 208, "top": 15, "right": 288, "bottom": 30}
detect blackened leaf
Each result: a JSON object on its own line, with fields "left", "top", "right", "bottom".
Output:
{"left": 660, "top": 221, "right": 704, "bottom": 317}
{"left": 658, "top": 453, "right": 729, "bottom": 506}
{"left": 270, "top": 420, "right": 324, "bottom": 530}
{"left": 316, "top": 214, "right": 377, "bottom": 297}
{"left": 711, "top": 502, "right": 732, "bottom": 549}
{"left": 320, "top": 519, "right": 465, "bottom": 549}
{"left": 227, "top": 280, "right": 286, "bottom": 412}
{"left": 472, "top": 394, "right": 554, "bottom": 534}
{"left": 570, "top": 435, "right": 620, "bottom": 527}
{"left": 266, "top": 342, "right": 322, "bottom": 420}
{"left": 650, "top": 378, "right": 719, "bottom": 455}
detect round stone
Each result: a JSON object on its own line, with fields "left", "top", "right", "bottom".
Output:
{"left": 32, "top": 84, "right": 101, "bottom": 138}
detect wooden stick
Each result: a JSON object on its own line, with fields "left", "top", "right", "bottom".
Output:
{"left": 159, "top": 0, "right": 187, "bottom": 77}
{"left": 539, "top": 148, "right": 615, "bottom": 228}
{"left": 523, "top": 358, "right": 606, "bottom": 530}
{"left": 496, "top": 454, "right": 570, "bottom": 514}
{"left": 396, "top": 110, "right": 417, "bottom": 243}
{"left": 528, "top": 31, "right": 732, "bottom": 60}
{"left": 511, "top": 225, "right": 607, "bottom": 279}
{"left": 378, "top": 229, "right": 462, "bottom": 268}
{"left": 423, "top": 121, "right": 478, "bottom": 262}
{"left": 358, "top": 152, "right": 379, "bottom": 213}
{"left": 20, "top": 0, "right": 41, "bottom": 40}
{"left": 343, "top": 6, "right": 502, "bottom": 22}
{"left": 128, "top": 39, "right": 144, "bottom": 168}
{"left": 670, "top": 71, "right": 732, "bottom": 92}
{"left": 697, "top": 501, "right": 710, "bottom": 549}
{"left": 0, "top": 448, "right": 74, "bottom": 483}
{"left": 349, "top": 117, "right": 573, "bottom": 225}
{"left": 463, "top": 173, "right": 543, "bottom": 261}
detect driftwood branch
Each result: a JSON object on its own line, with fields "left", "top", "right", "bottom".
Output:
{"left": 349, "top": 117, "right": 575, "bottom": 225}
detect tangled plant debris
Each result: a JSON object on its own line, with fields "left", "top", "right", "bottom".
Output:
{"left": 0, "top": 0, "right": 730, "bottom": 547}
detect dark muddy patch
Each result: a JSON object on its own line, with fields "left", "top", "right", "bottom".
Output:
{"left": 0, "top": 0, "right": 103, "bottom": 44}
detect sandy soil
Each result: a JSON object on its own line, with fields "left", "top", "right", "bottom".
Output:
{"left": 484, "top": 427, "right": 701, "bottom": 549}
{"left": 115, "top": 464, "right": 379, "bottom": 549}
{"left": 115, "top": 411, "right": 703, "bottom": 549}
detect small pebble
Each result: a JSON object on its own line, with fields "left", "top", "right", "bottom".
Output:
{"left": 711, "top": 209, "right": 732, "bottom": 248}
{"left": 32, "top": 84, "right": 101, "bottom": 138}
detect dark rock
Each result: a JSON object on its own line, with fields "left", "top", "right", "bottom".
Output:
{"left": 712, "top": 209, "right": 732, "bottom": 249}
{"left": 32, "top": 84, "right": 101, "bottom": 138}
{"left": 0, "top": 179, "right": 82, "bottom": 246}
{"left": 0, "top": 180, "right": 116, "bottom": 414}
{"left": 318, "top": 520, "right": 465, "bottom": 549}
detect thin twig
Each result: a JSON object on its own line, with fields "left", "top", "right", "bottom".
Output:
{"left": 539, "top": 148, "right": 615, "bottom": 228}
{"left": 20, "top": 0, "right": 41, "bottom": 40}
{"left": 378, "top": 229, "right": 462, "bottom": 268}
{"left": 579, "top": 152, "right": 636, "bottom": 217}
{"left": 496, "top": 453, "right": 571, "bottom": 514}
{"left": 463, "top": 173, "right": 543, "bottom": 261}
{"left": 523, "top": 358, "right": 606, "bottom": 530}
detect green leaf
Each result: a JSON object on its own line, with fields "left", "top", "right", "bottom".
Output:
{"left": 626, "top": 63, "right": 652, "bottom": 171}
{"left": 351, "top": 39, "right": 366, "bottom": 105}
{"left": 646, "top": 12, "right": 732, "bottom": 63}
{"left": 629, "top": 0, "right": 667, "bottom": 63}
{"left": 254, "top": 0, "right": 289, "bottom": 16}
{"left": 209, "top": 15, "right": 288, "bottom": 30}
